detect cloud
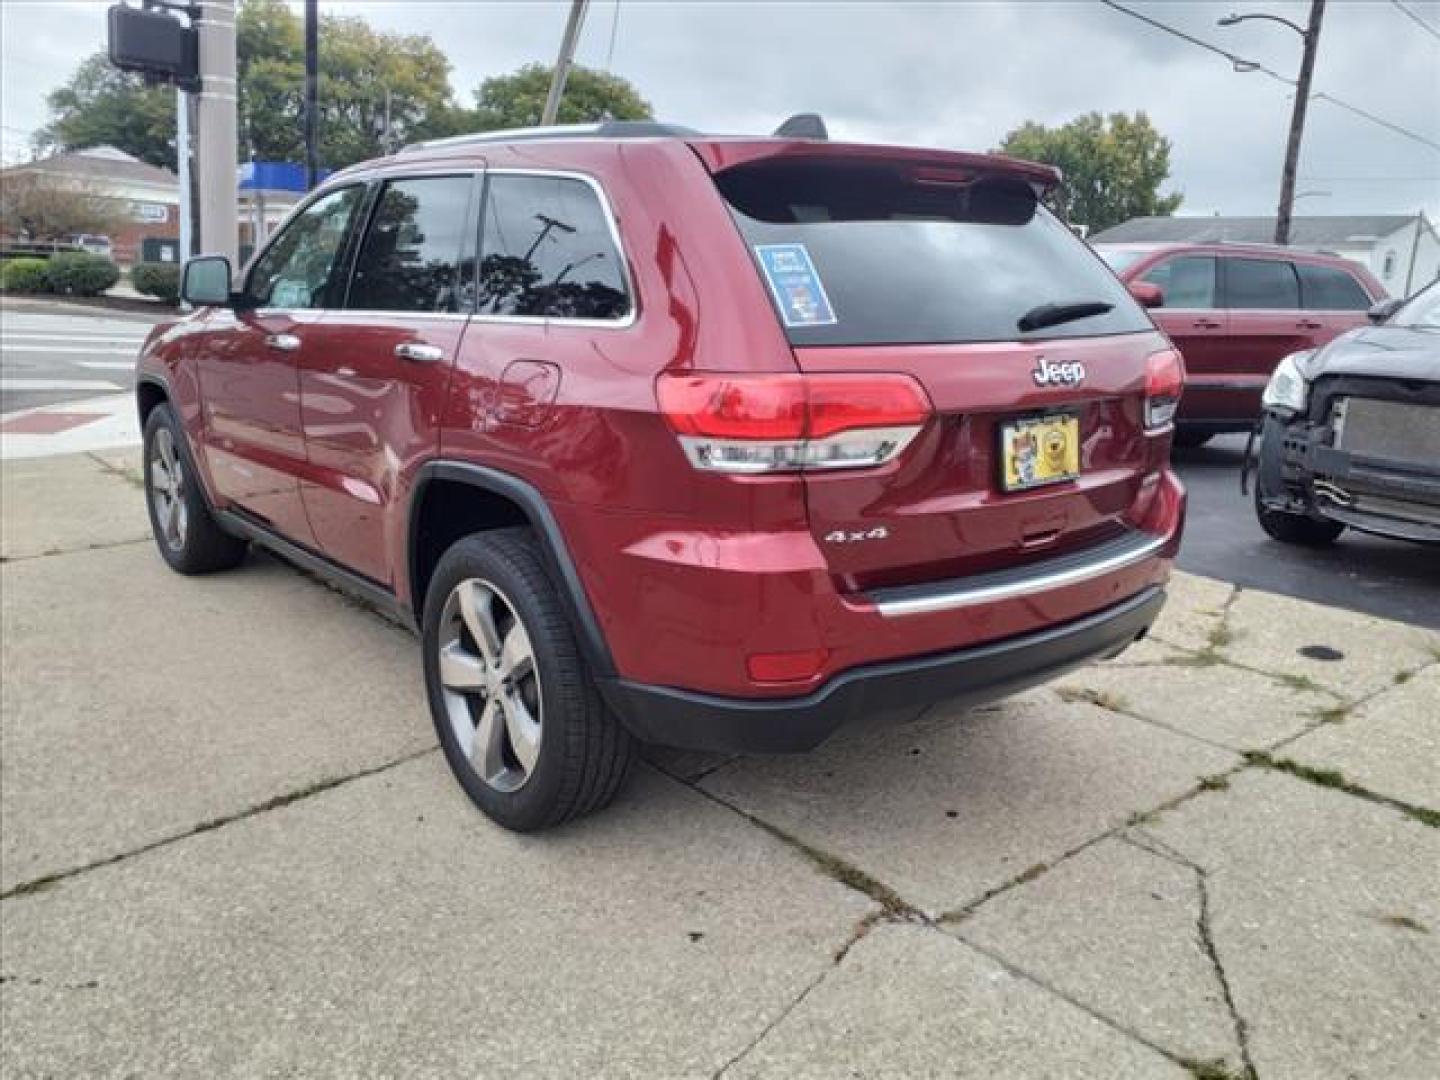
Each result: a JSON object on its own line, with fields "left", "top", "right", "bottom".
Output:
{"left": 3, "top": 0, "right": 1436, "bottom": 215}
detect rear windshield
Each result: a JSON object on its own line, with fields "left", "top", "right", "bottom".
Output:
{"left": 717, "top": 159, "right": 1151, "bottom": 346}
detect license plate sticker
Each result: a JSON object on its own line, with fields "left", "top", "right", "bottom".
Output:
{"left": 1001, "top": 413, "right": 1081, "bottom": 492}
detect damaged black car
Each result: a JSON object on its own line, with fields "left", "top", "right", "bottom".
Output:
{"left": 1250, "top": 280, "right": 1440, "bottom": 546}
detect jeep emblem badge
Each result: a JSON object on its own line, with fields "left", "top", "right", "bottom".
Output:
{"left": 1032, "top": 356, "right": 1086, "bottom": 388}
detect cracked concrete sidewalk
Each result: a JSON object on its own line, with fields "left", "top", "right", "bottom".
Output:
{"left": 2, "top": 451, "right": 1437, "bottom": 1079}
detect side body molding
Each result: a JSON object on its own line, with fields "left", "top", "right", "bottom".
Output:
{"left": 407, "top": 461, "right": 617, "bottom": 678}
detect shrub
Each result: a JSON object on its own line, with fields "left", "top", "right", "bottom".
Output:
{"left": 0, "top": 257, "right": 52, "bottom": 293}
{"left": 131, "top": 261, "right": 180, "bottom": 303}
{"left": 44, "top": 251, "right": 120, "bottom": 297}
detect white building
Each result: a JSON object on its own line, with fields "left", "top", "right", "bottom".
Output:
{"left": 1090, "top": 214, "right": 1439, "bottom": 298}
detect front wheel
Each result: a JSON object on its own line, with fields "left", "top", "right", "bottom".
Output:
{"left": 422, "top": 528, "right": 635, "bottom": 831}
{"left": 143, "top": 404, "right": 248, "bottom": 574}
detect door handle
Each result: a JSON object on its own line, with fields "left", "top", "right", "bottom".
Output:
{"left": 1296, "top": 319, "right": 1323, "bottom": 330}
{"left": 1191, "top": 319, "right": 1222, "bottom": 330}
{"left": 394, "top": 342, "right": 445, "bottom": 363}
{"left": 266, "top": 333, "right": 301, "bottom": 352}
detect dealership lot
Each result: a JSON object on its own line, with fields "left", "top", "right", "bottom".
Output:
{"left": 2, "top": 448, "right": 1436, "bottom": 1078}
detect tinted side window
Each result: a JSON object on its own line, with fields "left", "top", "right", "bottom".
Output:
{"left": 1141, "top": 256, "right": 1216, "bottom": 308}
{"left": 1225, "top": 258, "right": 1300, "bottom": 309}
{"left": 477, "top": 174, "right": 629, "bottom": 320}
{"left": 1296, "top": 262, "right": 1371, "bottom": 311}
{"left": 247, "top": 186, "right": 365, "bottom": 309}
{"left": 347, "top": 176, "right": 474, "bottom": 313}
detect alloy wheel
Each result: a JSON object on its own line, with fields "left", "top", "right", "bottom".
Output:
{"left": 437, "top": 578, "right": 543, "bottom": 793}
{"left": 149, "top": 427, "right": 189, "bottom": 552}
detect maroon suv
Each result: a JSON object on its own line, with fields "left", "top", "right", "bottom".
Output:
{"left": 1096, "top": 242, "right": 1386, "bottom": 446}
{"left": 139, "top": 121, "right": 1186, "bottom": 830}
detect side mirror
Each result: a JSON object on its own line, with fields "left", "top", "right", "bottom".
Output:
{"left": 1366, "top": 298, "right": 1402, "bottom": 324}
{"left": 1128, "top": 281, "right": 1164, "bottom": 308}
{"left": 181, "top": 255, "right": 233, "bottom": 307}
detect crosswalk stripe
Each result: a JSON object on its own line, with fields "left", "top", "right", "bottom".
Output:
{"left": 0, "top": 378, "right": 124, "bottom": 392}
{"left": 0, "top": 345, "right": 139, "bottom": 355}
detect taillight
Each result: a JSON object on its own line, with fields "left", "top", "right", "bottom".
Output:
{"left": 657, "top": 373, "right": 932, "bottom": 474}
{"left": 1144, "top": 349, "right": 1185, "bottom": 431}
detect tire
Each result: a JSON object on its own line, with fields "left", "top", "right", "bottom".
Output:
{"left": 142, "top": 404, "right": 248, "bottom": 574}
{"left": 422, "top": 528, "right": 635, "bottom": 831}
{"left": 1254, "top": 483, "right": 1345, "bottom": 546}
{"left": 1172, "top": 428, "right": 1212, "bottom": 449}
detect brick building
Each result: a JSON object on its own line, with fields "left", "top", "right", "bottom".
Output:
{"left": 1, "top": 146, "right": 180, "bottom": 266}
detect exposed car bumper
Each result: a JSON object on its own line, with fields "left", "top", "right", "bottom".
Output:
{"left": 600, "top": 586, "right": 1164, "bottom": 752}
{"left": 1257, "top": 410, "right": 1440, "bottom": 544}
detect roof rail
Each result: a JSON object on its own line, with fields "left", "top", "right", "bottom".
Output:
{"left": 401, "top": 120, "right": 702, "bottom": 154}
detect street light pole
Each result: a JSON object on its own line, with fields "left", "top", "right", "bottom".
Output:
{"left": 1276, "top": 0, "right": 1325, "bottom": 246}
{"left": 195, "top": 0, "right": 237, "bottom": 264}
{"left": 1219, "top": 1, "right": 1326, "bottom": 246}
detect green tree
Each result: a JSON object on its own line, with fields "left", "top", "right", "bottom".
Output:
{"left": 38, "top": 55, "right": 176, "bottom": 169}
{"left": 469, "top": 63, "right": 652, "bottom": 130}
{"left": 996, "top": 111, "right": 1182, "bottom": 234}
{"left": 40, "top": 0, "right": 463, "bottom": 170}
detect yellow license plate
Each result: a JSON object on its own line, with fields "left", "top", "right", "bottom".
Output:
{"left": 1001, "top": 413, "right": 1080, "bottom": 492}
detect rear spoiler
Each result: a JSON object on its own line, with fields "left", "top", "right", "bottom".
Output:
{"left": 686, "top": 139, "right": 1062, "bottom": 195}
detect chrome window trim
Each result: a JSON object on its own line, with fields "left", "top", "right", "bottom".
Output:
{"left": 243, "top": 168, "right": 637, "bottom": 328}
{"left": 870, "top": 532, "right": 1167, "bottom": 617}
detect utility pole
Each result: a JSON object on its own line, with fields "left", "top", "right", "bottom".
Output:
{"left": 194, "top": 0, "right": 237, "bottom": 263}
{"left": 1275, "top": 0, "right": 1326, "bottom": 246}
{"left": 541, "top": 0, "right": 589, "bottom": 126}
{"left": 304, "top": 0, "right": 320, "bottom": 188}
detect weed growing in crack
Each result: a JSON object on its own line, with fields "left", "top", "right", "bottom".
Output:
{"left": 1373, "top": 913, "right": 1429, "bottom": 934}
{"left": 1310, "top": 704, "right": 1350, "bottom": 724}
{"left": 1181, "top": 1058, "right": 1248, "bottom": 1080}
{"left": 1197, "top": 775, "right": 1230, "bottom": 792}
{"left": 1056, "top": 686, "right": 1128, "bottom": 712}
{"left": 1243, "top": 751, "right": 1440, "bottom": 829}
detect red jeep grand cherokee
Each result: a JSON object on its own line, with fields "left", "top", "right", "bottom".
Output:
{"left": 1096, "top": 241, "right": 1386, "bottom": 446}
{"left": 138, "top": 121, "right": 1186, "bottom": 830}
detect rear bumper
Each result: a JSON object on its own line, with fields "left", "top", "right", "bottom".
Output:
{"left": 600, "top": 585, "right": 1165, "bottom": 753}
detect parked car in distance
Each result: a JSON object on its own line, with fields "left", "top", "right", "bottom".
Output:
{"left": 137, "top": 120, "right": 1186, "bottom": 831}
{"left": 69, "top": 234, "right": 113, "bottom": 258}
{"left": 1251, "top": 280, "right": 1440, "bottom": 546}
{"left": 1096, "top": 242, "right": 1387, "bottom": 447}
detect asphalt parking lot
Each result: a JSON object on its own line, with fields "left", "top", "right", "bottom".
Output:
{"left": 2, "top": 448, "right": 1436, "bottom": 1078}
{"left": 1175, "top": 435, "right": 1440, "bottom": 630}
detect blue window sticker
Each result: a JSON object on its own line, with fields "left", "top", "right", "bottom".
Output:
{"left": 754, "top": 243, "right": 837, "bottom": 328}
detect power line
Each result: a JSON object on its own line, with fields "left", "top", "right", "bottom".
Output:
{"left": 1389, "top": 0, "right": 1440, "bottom": 42}
{"left": 1098, "top": 0, "right": 1440, "bottom": 154}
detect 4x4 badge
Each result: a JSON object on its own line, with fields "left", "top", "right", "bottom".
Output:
{"left": 1032, "top": 356, "right": 1086, "bottom": 387}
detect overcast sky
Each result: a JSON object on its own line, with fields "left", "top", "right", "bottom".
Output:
{"left": 2, "top": 0, "right": 1437, "bottom": 217}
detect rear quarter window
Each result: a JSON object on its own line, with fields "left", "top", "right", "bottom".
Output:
{"left": 1296, "top": 262, "right": 1372, "bottom": 311}
{"left": 716, "top": 160, "right": 1152, "bottom": 346}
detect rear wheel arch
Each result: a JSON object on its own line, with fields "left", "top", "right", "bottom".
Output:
{"left": 406, "top": 462, "right": 615, "bottom": 677}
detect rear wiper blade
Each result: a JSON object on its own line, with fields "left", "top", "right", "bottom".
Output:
{"left": 1018, "top": 300, "right": 1114, "bottom": 333}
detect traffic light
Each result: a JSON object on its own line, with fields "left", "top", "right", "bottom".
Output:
{"left": 107, "top": 4, "right": 198, "bottom": 90}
